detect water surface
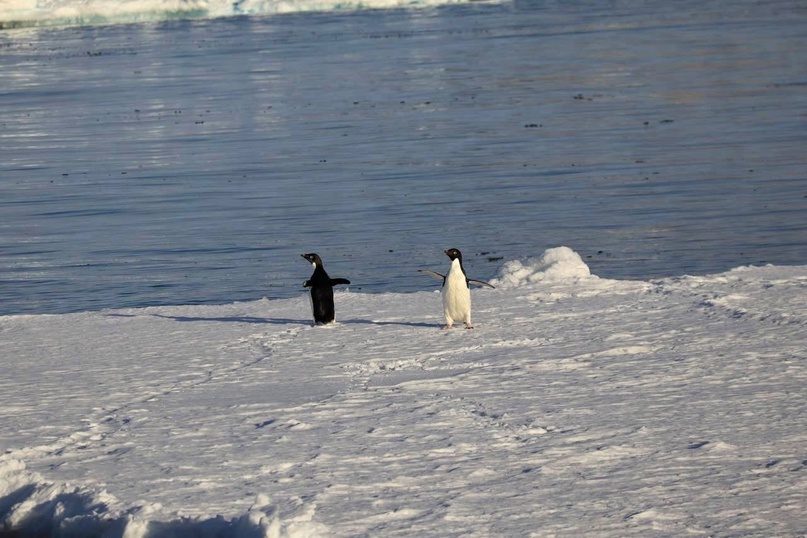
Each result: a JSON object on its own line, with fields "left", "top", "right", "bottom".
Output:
{"left": 1, "top": 0, "right": 805, "bottom": 314}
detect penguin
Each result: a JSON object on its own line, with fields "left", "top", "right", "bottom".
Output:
{"left": 301, "top": 253, "right": 350, "bottom": 325}
{"left": 419, "top": 248, "right": 494, "bottom": 330}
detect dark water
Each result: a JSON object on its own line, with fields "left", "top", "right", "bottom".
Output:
{"left": 1, "top": 0, "right": 805, "bottom": 315}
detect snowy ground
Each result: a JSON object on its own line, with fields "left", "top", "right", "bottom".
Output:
{"left": 1, "top": 248, "right": 805, "bottom": 537}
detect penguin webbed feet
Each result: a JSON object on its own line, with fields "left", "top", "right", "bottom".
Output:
{"left": 442, "top": 322, "right": 474, "bottom": 330}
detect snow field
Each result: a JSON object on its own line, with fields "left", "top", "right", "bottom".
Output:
{"left": 1, "top": 248, "right": 805, "bottom": 536}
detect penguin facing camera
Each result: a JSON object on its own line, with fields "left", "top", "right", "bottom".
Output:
{"left": 419, "top": 248, "right": 494, "bottom": 330}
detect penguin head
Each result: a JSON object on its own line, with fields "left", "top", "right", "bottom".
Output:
{"left": 444, "top": 248, "right": 463, "bottom": 262}
{"left": 301, "top": 253, "right": 323, "bottom": 267}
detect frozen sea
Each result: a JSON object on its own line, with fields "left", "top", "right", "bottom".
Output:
{"left": 1, "top": 0, "right": 805, "bottom": 315}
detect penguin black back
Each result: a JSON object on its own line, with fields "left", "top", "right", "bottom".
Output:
{"left": 301, "top": 253, "right": 350, "bottom": 324}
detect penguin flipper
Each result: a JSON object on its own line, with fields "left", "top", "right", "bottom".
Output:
{"left": 418, "top": 269, "right": 446, "bottom": 283}
{"left": 302, "top": 280, "right": 311, "bottom": 288}
{"left": 330, "top": 278, "right": 351, "bottom": 286}
{"left": 468, "top": 278, "right": 495, "bottom": 289}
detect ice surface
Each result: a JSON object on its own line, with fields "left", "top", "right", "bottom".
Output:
{"left": 490, "top": 246, "right": 592, "bottom": 287}
{"left": 0, "top": 0, "right": 481, "bottom": 28}
{"left": 2, "top": 249, "right": 805, "bottom": 536}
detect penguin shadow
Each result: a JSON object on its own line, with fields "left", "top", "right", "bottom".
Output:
{"left": 341, "top": 318, "right": 437, "bottom": 329}
{"left": 150, "top": 314, "right": 312, "bottom": 325}
{"left": 145, "top": 314, "right": 436, "bottom": 328}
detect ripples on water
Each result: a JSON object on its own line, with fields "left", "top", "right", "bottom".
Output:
{"left": 1, "top": 0, "right": 805, "bottom": 314}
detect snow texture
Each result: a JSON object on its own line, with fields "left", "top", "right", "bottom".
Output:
{"left": 1, "top": 248, "right": 806, "bottom": 537}
{"left": 0, "top": 0, "right": 480, "bottom": 28}
{"left": 490, "top": 246, "right": 592, "bottom": 287}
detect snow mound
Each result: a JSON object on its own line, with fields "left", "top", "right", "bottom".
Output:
{"left": 0, "top": 457, "right": 327, "bottom": 538}
{"left": 490, "top": 247, "right": 593, "bottom": 288}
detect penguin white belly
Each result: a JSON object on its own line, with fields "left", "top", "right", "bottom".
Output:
{"left": 443, "top": 267, "right": 471, "bottom": 327}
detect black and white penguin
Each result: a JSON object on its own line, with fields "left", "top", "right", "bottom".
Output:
{"left": 301, "top": 253, "right": 350, "bottom": 325}
{"left": 419, "top": 248, "right": 494, "bottom": 330}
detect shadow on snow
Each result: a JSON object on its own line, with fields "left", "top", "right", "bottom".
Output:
{"left": 143, "top": 314, "right": 437, "bottom": 328}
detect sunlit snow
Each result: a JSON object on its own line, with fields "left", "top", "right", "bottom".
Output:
{"left": 2, "top": 247, "right": 806, "bottom": 536}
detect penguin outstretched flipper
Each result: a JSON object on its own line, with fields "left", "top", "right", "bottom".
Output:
{"left": 424, "top": 248, "right": 495, "bottom": 329}
{"left": 419, "top": 268, "right": 494, "bottom": 289}
{"left": 300, "top": 253, "right": 350, "bottom": 324}
{"left": 418, "top": 269, "right": 446, "bottom": 284}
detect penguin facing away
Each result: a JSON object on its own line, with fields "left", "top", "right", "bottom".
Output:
{"left": 419, "top": 248, "right": 495, "bottom": 330}
{"left": 301, "top": 253, "right": 351, "bottom": 325}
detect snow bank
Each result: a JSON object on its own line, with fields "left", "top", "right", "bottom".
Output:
{"left": 489, "top": 246, "right": 593, "bottom": 288}
{"left": 0, "top": 457, "right": 126, "bottom": 537}
{"left": 0, "top": 457, "right": 327, "bottom": 538}
{"left": 0, "top": 0, "right": 486, "bottom": 28}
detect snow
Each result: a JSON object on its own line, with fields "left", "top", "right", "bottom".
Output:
{"left": 490, "top": 246, "right": 592, "bottom": 287}
{"left": 1, "top": 248, "right": 806, "bottom": 537}
{"left": 0, "top": 0, "right": 483, "bottom": 28}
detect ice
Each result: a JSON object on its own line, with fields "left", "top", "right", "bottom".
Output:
{"left": 490, "top": 246, "right": 592, "bottom": 288}
{"left": 0, "top": 0, "right": 482, "bottom": 28}
{"left": 2, "top": 249, "right": 805, "bottom": 536}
